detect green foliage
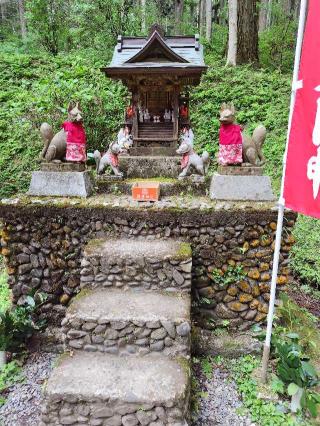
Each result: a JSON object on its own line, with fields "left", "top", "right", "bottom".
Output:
{"left": 0, "top": 294, "right": 46, "bottom": 352}
{"left": 200, "top": 356, "right": 214, "bottom": 380}
{"left": 275, "top": 294, "right": 320, "bottom": 360}
{"left": 229, "top": 355, "right": 300, "bottom": 425}
{"left": 26, "top": 0, "right": 71, "bottom": 55}
{"left": 255, "top": 294, "right": 320, "bottom": 362}
{"left": 273, "top": 333, "right": 320, "bottom": 418}
{"left": 0, "top": 361, "right": 24, "bottom": 406}
{"left": 255, "top": 297, "right": 320, "bottom": 419}
{"left": 0, "top": 270, "right": 11, "bottom": 313}
{"left": 290, "top": 215, "right": 320, "bottom": 287}
{"left": 259, "top": 22, "right": 297, "bottom": 72}
{"left": 210, "top": 265, "right": 246, "bottom": 289}
{"left": 275, "top": 334, "right": 319, "bottom": 390}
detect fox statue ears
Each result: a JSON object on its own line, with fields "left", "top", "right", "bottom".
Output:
{"left": 68, "top": 101, "right": 82, "bottom": 112}
{"left": 220, "top": 102, "right": 236, "bottom": 114}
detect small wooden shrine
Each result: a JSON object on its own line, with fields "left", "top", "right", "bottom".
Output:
{"left": 102, "top": 24, "right": 207, "bottom": 156}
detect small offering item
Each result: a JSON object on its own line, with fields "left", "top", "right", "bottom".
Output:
{"left": 132, "top": 182, "right": 160, "bottom": 201}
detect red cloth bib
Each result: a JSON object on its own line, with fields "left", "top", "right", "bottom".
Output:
{"left": 62, "top": 121, "right": 86, "bottom": 145}
{"left": 108, "top": 152, "right": 119, "bottom": 167}
{"left": 181, "top": 153, "right": 190, "bottom": 169}
{"left": 219, "top": 123, "right": 242, "bottom": 146}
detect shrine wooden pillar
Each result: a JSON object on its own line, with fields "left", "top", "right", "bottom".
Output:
{"left": 132, "top": 88, "right": 139, "bottom": 140}
{"left": 172, "top": 85, "right": 180, "bottom": 140}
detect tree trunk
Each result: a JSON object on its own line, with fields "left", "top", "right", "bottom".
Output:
{"left": 141, "top": 0, "right": 146, "bottom": 33}
{"left": 174, "top": 0, "right": 184, "bottom": 33}
{"left": 200, "top": 0, "right": 206, "bottom": 35}
{"left": 226, "top": 0, "right": 237, "bottom": 65}
{"left": 0, "top": 2, "right": 5, "bottom": 22}
{"left": 205, "top": 0, "right": 212, "bottom": 41}
{"left": 18, "top": 0, "right": 27, "bottom": 40}
{"left": 190, "top": 1, "right": 195, "bottom": 27}
{"left": 259, "top": 0, "right": 268, "bottom": 32}
{"left": 266, "top": 0, "right": 272, "bottom": 28}
{"left": 237, "top": 0, "right": 259, "bottom": 65}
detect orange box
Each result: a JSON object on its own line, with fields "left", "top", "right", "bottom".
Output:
{"left": 132, "top": 182, "right": 160, "bottom": 202}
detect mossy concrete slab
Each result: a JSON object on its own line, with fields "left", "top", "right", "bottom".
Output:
{"left": 45, "top": 351, "right": 189, "bottom": 404}
{"left": 85, "top": 238, "right": 192, "bottom": 260}
{"left": 68, "top": 288, "right": 190, "bottom": 323}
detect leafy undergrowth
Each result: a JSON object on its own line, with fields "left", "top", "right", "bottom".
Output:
{"left": 275, "top": 294, "right": 320, "bottom": 362}
{"left": 0, "top": 361, "right": 24, "bottom": 406}
{"left": 227, "top": 355, "right": 313, "bottom": 426}
{"left": 0, "top": 268, "right": 11, "bottom": 313}
{"left": 290, "top": 216, "right": 320, "bottom": 289}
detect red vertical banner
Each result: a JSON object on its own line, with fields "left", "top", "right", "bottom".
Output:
{"left": 283, "top": 0, "right": 320, "bottom": 219}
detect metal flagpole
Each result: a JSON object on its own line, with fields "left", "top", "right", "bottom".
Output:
{"left": 261, "top": 0, "right": 308, "bottom": 383}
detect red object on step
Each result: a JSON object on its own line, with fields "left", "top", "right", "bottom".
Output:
{"left": 132, "top": 182, "right": 160, "bottom": 202}
{"left": 283, "top": 0, "right": 320, "bottom": 219}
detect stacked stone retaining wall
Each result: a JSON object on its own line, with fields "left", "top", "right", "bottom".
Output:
{"left": 0, "top": 200, "right": 296, "bottom": 330}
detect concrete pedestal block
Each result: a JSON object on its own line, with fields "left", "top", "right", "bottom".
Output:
{"left": 210, "top": 174, "right": 276, "bottom": 201}
{"left": 28, "top": 171, "right": 93, "bottom": 198}
{"left": 119, "top": 156, "right": 181, "bottom": 178}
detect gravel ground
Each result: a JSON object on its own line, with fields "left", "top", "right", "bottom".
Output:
{"left": 0, "top": 352, "right": 57, "bottom": 426}
{"left": 192, "top": 362, "right": 255, "bottom": 426}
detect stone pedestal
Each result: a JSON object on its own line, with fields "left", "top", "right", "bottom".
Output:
{"left": 210, "top": 173, "right": 275, "bottom": 201}
{"left": 40, "top": 162, "right": 86, "bottom": 172}
{"left": 217, "top": 165, "right": 263, "bottom": 176}
{"left": 28, "top": 171, "right": 93, "bottom": 198}
{"left": 119, "top": 156, "right": 181, "bottom": 178}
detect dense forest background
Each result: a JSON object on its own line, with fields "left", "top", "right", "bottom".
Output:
{"left": 0, "top": 0, "right": 320, "bottom": 289}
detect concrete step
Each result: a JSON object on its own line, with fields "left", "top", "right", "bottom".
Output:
{"left": 80, "top": 239, "right": 192, "bottom": 293}
{"left": 62, "top": 288, "right": 191, "bottom": 357}
{"left": 41, "top": 351, "right": 190, "bottom": 426}
{"left": 95, "top": 177, "right": 208, "bottom": 196}
{"left": 119, "top": 156, "right": 180, "bottom": 176}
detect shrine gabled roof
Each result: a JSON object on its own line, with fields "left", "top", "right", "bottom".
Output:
{"left": 103, "top": 29, "right": 207, "bottom": 77}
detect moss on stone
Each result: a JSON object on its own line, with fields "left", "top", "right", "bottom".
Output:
{"left": 174, "top": 242, "right": 192, "bottom": 260}
{"left": 176, "top": 356, "right": 191, "bottom": 377}
{"left": 71, "top": 288, "right": 92, "bottom": 305}
{"left": 85, "top": 239, "right": 105, "bottom": 254}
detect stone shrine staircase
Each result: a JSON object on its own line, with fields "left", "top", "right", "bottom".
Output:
{"left": 137, "top": 123, "right": 174, "bottom": 141}
{"left": 41, "top": 239, "right": 192, "bottom": 426}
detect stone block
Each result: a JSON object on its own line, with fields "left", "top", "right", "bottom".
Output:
{"left": 119, "top": 156, "right": 181, "bottom": 178}
{"left": 210, "top": 174, "right": 276, "bottom": 201}
{"left": 41, "top": 352, "right": 189, "bottom": 425}
{"left": 63, "top": 288, "right": 191, "bottom": 357}
{"left": 28, "top": 171, "right": 93, "bottom": 198}
{"left": 81, "top": 238, "right": 192, "bottom": 293}
{"left": 40, "top": 162, "right": 86, "bottom": 172}
{"left": 217, "top": 165, "right": 263, "bottom": 176}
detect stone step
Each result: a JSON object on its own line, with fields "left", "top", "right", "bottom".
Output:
{"left": 139, "top": 123, "right": 173, "bottom": 128}
{"left": 119, "top": 156, "right": 180, "bottom": 177}
{"left": 80, "top": 239, "right": 192, "bottom": 293}
{"left": 62, "top": 288, "right": 191, "bottom": 357}
{"left": 41, "top": 351, "right": 190, "bottom": 426}
{"left": 95, "top": 177, "right": 208, "bottom": 196}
